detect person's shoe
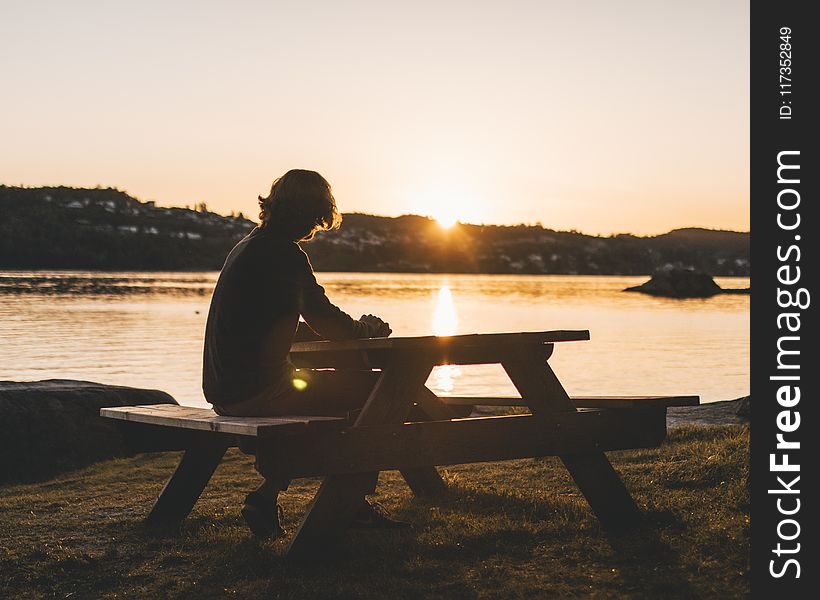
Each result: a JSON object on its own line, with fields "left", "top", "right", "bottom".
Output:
{"left": 241, "top": 491, "right": 286, "bottom": 539}
{"left": 350, "top": 499, "right": 411, "bottom": 529}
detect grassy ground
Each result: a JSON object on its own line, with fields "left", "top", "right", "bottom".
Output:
{"left": 0, "top": 426, "right": 749, "bottom": 599}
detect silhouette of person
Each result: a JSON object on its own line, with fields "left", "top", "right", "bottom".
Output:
{"left": 203, "top": 169, "right": 407, "bottom": 538}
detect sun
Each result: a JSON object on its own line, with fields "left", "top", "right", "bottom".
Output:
{"left": 433, "top": 210, "right": 459, "bottom": 229}
{"left": 415, "top": 184, "right": 471, "bottom": 229}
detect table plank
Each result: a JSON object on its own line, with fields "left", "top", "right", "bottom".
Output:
{"left": 439, "top": 395, "right": 700, "bottom": 409}
{"left": 100, "top": 405, "right": 345, "bottom": 438}
{"left": 289, "top": 332, "right": 572, "bottom": 369}
{"left": 290, "top": 330, "right": 589, "bottom": 354}
{"left": 257, "top": 410, "right": 666, "bottom": 478}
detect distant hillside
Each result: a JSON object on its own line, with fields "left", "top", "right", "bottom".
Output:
{"left": 0, "top": 186, "right": 749, "bottom": 275}
{"left": 0, "top": 186, "right": 254, "bottom": 270}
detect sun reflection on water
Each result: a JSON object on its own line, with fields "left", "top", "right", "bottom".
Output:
{"left": 431, "top": 284, "right": 461, "bottom": 393}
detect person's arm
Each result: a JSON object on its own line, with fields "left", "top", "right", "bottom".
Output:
{"left": 294, "top": 248, "right": 387, "bottom": 340}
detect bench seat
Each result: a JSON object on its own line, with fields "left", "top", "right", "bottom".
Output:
{"left": 100, "top": 404, "right": 346, "bottom": 438}
{"left": 103, "top": 404, "right": 670, "bottom": 479}
{"left": 102, "top": 395, "right": 697, "bottom": 441}
{"left": 440, "top": 395, "right": 700, "bottom": 409}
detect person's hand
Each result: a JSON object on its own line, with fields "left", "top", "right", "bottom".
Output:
{"left": 360, "top": 314, "right": 392, "bottom": 337}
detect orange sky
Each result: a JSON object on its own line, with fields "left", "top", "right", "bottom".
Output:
{"left": 1, "top": 0, "right": 749, "bottom": 235}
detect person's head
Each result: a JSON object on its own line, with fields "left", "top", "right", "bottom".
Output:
{"left": 258, "top": 169, "right": 342, "bottom": 241}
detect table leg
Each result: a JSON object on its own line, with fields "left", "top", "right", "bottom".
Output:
{"left": 286, "top": 355, "right": 433, "bottom": 557}
{"left": 400, "top": 467, "right": 448, "bottom": 497}
{"left": 502, "top": 348, "right": 641, "bottom": 529}
{"left": 561, "top": 452, "right": 641, "bottom": 528}
{"left": 145, "top": 436, "right": 230, "bottom": 529}
{"left": 399, "top": 387, "right": 455, "bottom": 497}
{"left": 286, "top": 472, "right": 378, "bottom": 557}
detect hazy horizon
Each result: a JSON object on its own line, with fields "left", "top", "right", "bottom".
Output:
{"left": 1, "top": 0, "right": 749, "bottom": 236}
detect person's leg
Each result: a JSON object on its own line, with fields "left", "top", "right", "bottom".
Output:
{"left": 213, "top": 393, "right": 293, "bottom": 494}
{"left": 282, "top": 368, "right": 381, "bottom": 417}
{"left": 212, "top": 392, "right": 292, "bottom": 537}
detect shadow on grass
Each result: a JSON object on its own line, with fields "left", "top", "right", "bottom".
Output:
{"left": 603, "top": 518, "right": 698, "bottom": 597}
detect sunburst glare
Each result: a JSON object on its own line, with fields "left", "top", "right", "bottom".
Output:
{"left": 431, "top": 284, "right": 461, "bottom": 393}
{"left": 432, "top": 285, "right": 458, "bottom": 336}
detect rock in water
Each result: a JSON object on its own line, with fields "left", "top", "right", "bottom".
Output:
{"left": 626, "top": 268, "right": 725, "bottom": 298}
{"left": 0, "top": 379, "right": 178, "bottom": 483}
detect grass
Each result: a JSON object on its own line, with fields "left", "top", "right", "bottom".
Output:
{"left": 0, "top": 426, "right": 749, "bottom": 599}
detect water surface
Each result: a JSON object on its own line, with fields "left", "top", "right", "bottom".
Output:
{"left": 0, "top": 271, "right": 749, "bottom": 406}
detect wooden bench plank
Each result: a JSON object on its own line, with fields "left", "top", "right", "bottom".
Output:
{"left": 100, "top": 405, "right": 346, "bottom": 438}
{"left": 439, "top": 395, "right": 700, "bottom": 409}
{"left": 257, "top": 409, "right": 666, "bottom": 479}
{"left": 289, "top": 343, "right": 556, "bottom": 369}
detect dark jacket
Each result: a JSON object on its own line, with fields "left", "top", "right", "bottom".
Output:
{"left": 202, "top": 226, "right": 374, "bottom": 407}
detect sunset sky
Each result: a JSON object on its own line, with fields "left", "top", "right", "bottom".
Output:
{"left": 1, "top": 0, "right": 749, "bottom": 235}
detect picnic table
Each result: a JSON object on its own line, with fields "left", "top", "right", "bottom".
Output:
{"left": 101, "top": 330, "right": 698, "bottom": 557}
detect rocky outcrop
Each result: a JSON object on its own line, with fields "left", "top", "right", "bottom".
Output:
{"left": 735, "top": 395, "right": 750, "bottom": 418}
{"left": 667, "top": 397, "right": 750, "bottom": 427}
{"left": 0, "top": 380, "right": 178, "bottom": 483}
{"left": 625, "top": 267, "right": 750, "bottom": 298}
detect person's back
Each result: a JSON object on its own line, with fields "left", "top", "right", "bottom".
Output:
{"left": 202, "top": 226, "right": 302, "bottom": 408}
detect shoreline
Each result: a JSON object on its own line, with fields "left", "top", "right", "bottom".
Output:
{"left": 667, "top": 397, "right": 749, "bottom": 427}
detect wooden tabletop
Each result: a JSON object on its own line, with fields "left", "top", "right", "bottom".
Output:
{"left": 290, "top": 330, "right": 590, "bottom": 353}
{"left": 288, "top": 330, "right": 590, "bottom": 368}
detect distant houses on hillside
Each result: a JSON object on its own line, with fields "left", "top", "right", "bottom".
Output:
{"left": 0, "top": 185, "right": 750, "bottom": 275}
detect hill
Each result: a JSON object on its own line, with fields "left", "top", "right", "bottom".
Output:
{"left": 0, "top": 186, "right": 749, "bottom": 275}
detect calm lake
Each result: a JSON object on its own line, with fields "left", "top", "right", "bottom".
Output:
{"left": 0, "top": 271, "right": 749, "bottom": 406}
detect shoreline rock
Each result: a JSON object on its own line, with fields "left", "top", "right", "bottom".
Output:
{"left": 0, "top": 380, "right": 178, "bottom": 484}
{"left": 667, "top": 396, "right": 749, "bottom": 427}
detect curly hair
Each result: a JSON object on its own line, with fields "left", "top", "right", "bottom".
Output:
{"left": 258, "top": 169, "right": 342, "bottom": 241}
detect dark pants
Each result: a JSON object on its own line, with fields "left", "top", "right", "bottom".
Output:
{"left": 213, "top": 369, "right": 381, "bottom": 418}
{"left": 214, "top": 369, "right": 383, "bottom": 497}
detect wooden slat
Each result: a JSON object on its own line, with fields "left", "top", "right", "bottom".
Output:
{"left": 100, "top": 405, "right": 345, "bottom": 438}
{"left": 257, "top": 409, "right": 666, "bottom": 479}
{"left": 290, "top": 330, "right": 589, "bottom": 354}
{"left": 439, "top": 395, "right": 700, "bottom": 409}
{"left": 289, "top": 343, "right": 556, "bottom": 369}
{"left": 572, "top": 395, "right": 699, "bottom": 408}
